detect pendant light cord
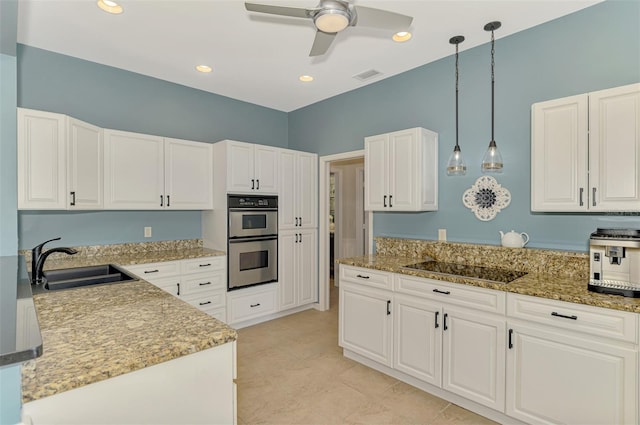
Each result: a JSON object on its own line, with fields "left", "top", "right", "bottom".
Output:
{"left": 455, "top": 43, "right": 460, "bottom": 149}
{"left": 490, "top": 28, "right": 495, "bottom": 143}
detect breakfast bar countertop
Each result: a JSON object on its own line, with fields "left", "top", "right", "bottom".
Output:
{"left": 338, "top": 254, "right": 640, "bottom": 314}
{"left": 22, "top": 244, "right": 236, "bottom": 403}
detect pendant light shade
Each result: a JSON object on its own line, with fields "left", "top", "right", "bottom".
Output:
{"left": 447, "top": 35, "right": 466, "bottom": 176}
{"left": 481, "top": 21, "right": 503, "bottom": 174}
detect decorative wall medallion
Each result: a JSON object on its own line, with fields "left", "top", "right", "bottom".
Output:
{"left": 463, "top": 176, "right": 511, "bottom": 221}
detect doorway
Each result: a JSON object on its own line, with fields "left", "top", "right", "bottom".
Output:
{"left": 316, "top": 150, "right": 372, "bottom": 311}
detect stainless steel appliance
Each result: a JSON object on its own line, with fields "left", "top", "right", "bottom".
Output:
{"left": 589, "top": 228, "right": 640, "bottom": 297}
{"left": 227, "top": 195, "right": 278, "bottom": 291}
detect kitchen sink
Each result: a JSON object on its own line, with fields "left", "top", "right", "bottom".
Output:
{"left": 35, "top": 264, "right": 137, "bottom": 290}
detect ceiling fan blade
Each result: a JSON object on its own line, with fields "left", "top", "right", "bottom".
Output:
{"left": 309, "top": 30, "right": 337, "bottom": 57}
{"left": 353, "top": 6, "right": 413, "bottom": 31}
{"left": 245, "top": 2, "right": 314, "bottom": 19}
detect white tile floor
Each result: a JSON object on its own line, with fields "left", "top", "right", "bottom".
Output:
{"left": 236, "top": 285, "right": 498, "bottom": 425}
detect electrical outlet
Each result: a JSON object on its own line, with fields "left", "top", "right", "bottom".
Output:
{"left": 144, "top": 227, "right": 152, "bottom": 238}
{"left": 438, "top": 228, "right": 447, "bottom": 241}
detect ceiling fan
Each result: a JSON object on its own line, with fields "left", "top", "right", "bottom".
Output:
{"left": 244, "top": 0, "right": 413, "bottom": 56}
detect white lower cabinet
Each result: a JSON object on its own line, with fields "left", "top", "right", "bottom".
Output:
{"left": 226, "top": 283, "right": 278, "bottom": 326}
{"left": 279, "top": 229, "right": 318, "bottom": 311}
{"left": 506, "top": 293, "right": 638, "bottom": 425}
{"left": 123, "top": 256, "right": 226, "bottom": 320}
{"left": 339, "top": 265, "right": 639, "bottom": 424}
{"left": 340, "top": 281, "right": 393, "bottom": 367}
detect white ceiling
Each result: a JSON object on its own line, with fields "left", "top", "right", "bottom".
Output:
{"left": 17, "top": 0, "right": 601, "bottom": 112}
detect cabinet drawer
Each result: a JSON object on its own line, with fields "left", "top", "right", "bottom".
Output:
{"left": 395, "top": 274, "right": 506, "bottom": 314}
{"left": 182, "top": 273, "right": 225, "bottom": 295}
{"left": 340, "top": 265, "right": 393, "bottom": 290}
{"left": 507, "top": 293, "right": 638, "bottom": 343}
{"left": 182, "top": 256, "right": 225, "bottom": 275}
{"left": 124, "top": 261, "right": 181, "bottom": 279}
{"left": 227, "top": 285, "right": 277, "bottom": 324}
{"left": 182, "top": 291, "right": 226, "bottom": 311}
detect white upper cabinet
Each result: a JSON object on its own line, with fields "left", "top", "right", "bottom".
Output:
{"left": 365, "top": 127, "right": 438, "bottom": 212}
{"left": 18, "top": 108, "right": 103, "bottom": 210}
{"left": 278, "top": 149, "right": 317, "bottom": 230}
{"left": 531, "top": 83, "right": 640, "bottom": 211}
{"left": 104, "top": 130, "right": 165, "bottom": 209}
{"left": 104, "top": 130, "right": 212, "bottom": 210}
{"left": 164, "top": 137, "right": 213, "bottom": 210}
{"left": 222, "top": 140, "right": 278, "bottom": 194}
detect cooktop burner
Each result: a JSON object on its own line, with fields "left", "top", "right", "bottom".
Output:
{"left": 403, "top": 261, "right": 528, "bottom": 284}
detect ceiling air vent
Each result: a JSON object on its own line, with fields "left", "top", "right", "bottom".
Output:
{"left": 353, "top": 69, "right": 383, "bottom": 82}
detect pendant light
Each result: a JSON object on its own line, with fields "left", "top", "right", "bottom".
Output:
{"left": 481, "top": 21, "right": 504, "bottom": 173}
{"left": 447, "top": 35, "right": 466, "bottom": 176}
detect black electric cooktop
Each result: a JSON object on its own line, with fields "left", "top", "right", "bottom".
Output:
{"left": 403, "top": 260, "right": 528, "bottom": 284}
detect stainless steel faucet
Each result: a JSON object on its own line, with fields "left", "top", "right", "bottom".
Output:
{"left": 31, "top": 238, "right": 78, "bottom": 284}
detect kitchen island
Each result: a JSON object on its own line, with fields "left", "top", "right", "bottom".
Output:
{"left": 20, "top": 242, "right": 237, "bottom": 424}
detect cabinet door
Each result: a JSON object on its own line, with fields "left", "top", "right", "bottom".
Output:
{"left": 67, "top": 117, "right": 103, "bottom": 209}
{"left": 298, "top": 229, "right": 317, "bottom": 305}
{"left": 297, "top": 152, "right": 317, "bottom": 228}
{"left": 506, "top": 321, "right": 637, "bottom": 425}
{"left": 339, "top": 282, "right": 392, "bottom": 367}
{"left": 164, "top": 138, "right": 213, "bottom": 210}
{"left": 531, "top": 95, "right": 589, "bottom": 211}
{"left": 278, "top": 150, "right": 297, "bottom": 229}
{"left": 393, "top": 294, "right": 442, "bottom": 386}
{"left": 278, "top": 231, "right": 297, "bottom": 310}
{"left": 17, "top": 108, "right": 67, "bottom": 209}
{"left": 442, "top": 306, "right": 506, "bottom": 412}
{"left": 364, "top": 134, "right": 389, "bottom": 211}
{"left": 388, "top": 129, "right": 419, "bottom": 211}
{"left": 226, "top": 141, "right": 255, "bottom": 193}
{"left": 104, "top": 130, "right": 165, "bottom": 209}
{"left": 589, "top": 83, "right": 640, "bottom": 211}
{"left": 254, "top": 145, "right": 278, "bottom": 193}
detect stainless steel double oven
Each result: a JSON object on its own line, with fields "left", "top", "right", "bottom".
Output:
{"left": 227, "top": 194, "right": 278, "bottom": 291}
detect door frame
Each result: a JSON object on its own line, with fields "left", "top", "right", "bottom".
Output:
{"left": 316, "top": 150, "right": 372, "bottom": 311}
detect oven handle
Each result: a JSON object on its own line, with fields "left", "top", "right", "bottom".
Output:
{"left": 228, "top": 208, "right": 278, "bottom": 212}
{"left": 228, "top": 236, "right": 278, "bottom": 243}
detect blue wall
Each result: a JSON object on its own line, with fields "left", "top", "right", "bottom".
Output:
{"left": 16, "top": 45, "right": 289, "bottom": 250}
{"left": 288, "top": 0, "right": 640, "bottom": 252}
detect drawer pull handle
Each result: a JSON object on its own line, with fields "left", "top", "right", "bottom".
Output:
{"left": 199, "top": 263, "right": 211, "bottom": 267}
{"left": 356, "top": 274, "right": 370, "bottom": 279}
{"left": 551, "top": 312, "right": 577, "bottom": 320}
{"left": 386, "top": 300, "right": 391, "bottom": 315}
{"left": 508, "top": 329, "right": 513, "bottom": 349}
{"left": 434, "top": 311, "right": 440, "bottom": 329}
{"left": 199, "top": 281, "right": 212, "bottom": 286}
{"left": 433, "top": 289, "right": 451, "bottom": 295}
{"left": 199, "top": 301, "right": 212, "bottom": 306}
{"left": 70, "top": 191, "right": 76, "bottom": 206}
{"left": 383, "top": 195, "right": 387, "bottom": 207}
{"left": 177, "top": 283, "right": 180, "bottom": 296}
{"left": 443, "top": 313, "right": 448, "bottom": 331}
{"left": 250, "top": 303, "right": 261, "bottom": 308}
{"left": 144, "top": 269, "right": 159, "bottom": 274}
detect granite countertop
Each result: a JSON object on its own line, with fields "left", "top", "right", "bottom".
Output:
{"left": 338, "top": 255, "right": 640, "bottom": 314}
{"left": 22, "top": 245, "right": 235, "bottom": 403}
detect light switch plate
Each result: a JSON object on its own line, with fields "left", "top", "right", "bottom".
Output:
{"left": 438, "top": 229, "right": 446, "bottom": 241}
{"left": 144, "top": 227, "right": 152, "bottom": 238}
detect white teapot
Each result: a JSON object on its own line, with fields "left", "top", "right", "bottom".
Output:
{"left": 500, "top": 230, "right": 529, "bottom": 248}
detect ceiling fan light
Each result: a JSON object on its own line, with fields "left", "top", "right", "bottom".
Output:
{"left": 314, "top": 10, "right": 350, "bottom": 33}
{"left": 392, "top": 32, "right": 412, "bottom": 42}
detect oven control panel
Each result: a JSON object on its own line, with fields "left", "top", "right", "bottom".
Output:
{"left": 228, "top": 194, "right": 278, "bottom": 209}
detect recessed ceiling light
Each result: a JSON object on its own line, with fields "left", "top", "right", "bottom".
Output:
{"left": 196, "top": 65, "right": 213, "bottom": 73}
{"left": 299, "top": 75, "right": 314, "bottom": 82}
{"left": 393, "top": 31, "right": 412, "bottom": 42}
{"left": 97, "top": 0, "right": 123, "bottom": 14}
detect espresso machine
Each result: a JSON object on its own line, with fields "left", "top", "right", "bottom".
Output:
{"left": 589, "top": 228, "right": 640, "bottom": 297}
